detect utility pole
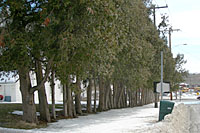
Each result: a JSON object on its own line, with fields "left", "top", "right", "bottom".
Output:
{"left": 151, "top": 4, "right": 168, "bottom": 108}
{"left": 152, "top": 5, "right": 168, "bottom": 27}
{"left": 161, "top": 51, "right": 163, "bottom": 101}
{"left": 168, "top": 27, "right": 180, "bottom": 52}
{"left": 167, "top": 27, "right": 180, "bottom": 100}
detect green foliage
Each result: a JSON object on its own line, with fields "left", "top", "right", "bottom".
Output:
{"left": 0, "top": 0, "right": 187, "bottom": 92}
{"left": 171, "top": 54, "right": 188, "bottom": 91}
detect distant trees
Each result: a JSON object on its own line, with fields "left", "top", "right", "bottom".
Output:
{"left": 170, "top": 54, "right": 188, "bottom": 91}
{"left": 0, "top": 0, "right": 187, "bottom": 125}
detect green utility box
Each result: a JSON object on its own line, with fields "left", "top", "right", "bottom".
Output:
{"left": 159, "top": 100, "right": 174, "bottom": 121}
{"left": 4, "top": 96, "right": 11, "bottom": 102}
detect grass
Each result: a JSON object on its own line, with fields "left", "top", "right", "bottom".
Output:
{"left": 0, "top": 103, "right": 63, "bottom": 129}
{"left": 0, "top": 104, "right": 24, "bottom": 128}
{"left": 0, "top": 103, "right": 89, "bottom": 129}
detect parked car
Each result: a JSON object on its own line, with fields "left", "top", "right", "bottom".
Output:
{"left": 197, "top": 95, "right": 200, "bottom": 100}
{"left": 0, "top": 95, "right": 3, "bottom": 100}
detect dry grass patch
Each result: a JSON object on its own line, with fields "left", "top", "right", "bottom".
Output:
{"left": 0, "top": 104, "right": 47, "bottom": 129}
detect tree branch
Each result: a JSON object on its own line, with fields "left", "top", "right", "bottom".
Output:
{"left": 30, "top": 55, "right": 55, "bottom": 93}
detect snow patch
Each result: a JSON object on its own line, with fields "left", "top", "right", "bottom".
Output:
{"left": 137, "top": 103, "right": 198, "bottom": 133}
{"left": 11, "top": 110, "right": 40, "bottom": 116}
{"left": 1, "top": 99, "right": 200, "bottom": 133}
{"left": 188, "top": 104, "right": 200, "bottom": 132}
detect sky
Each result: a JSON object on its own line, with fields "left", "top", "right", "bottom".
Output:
{"left": 152, "top": 0, "right": 200, "bottom": 74}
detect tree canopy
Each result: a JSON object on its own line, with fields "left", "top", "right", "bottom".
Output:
{"left": 0, "top": 0, "right": 187, "bottom": 124}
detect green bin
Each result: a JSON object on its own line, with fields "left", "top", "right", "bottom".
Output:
{"left": 4, "top": 96, "right": 11, "bottom": 102}
{"left": 159, "top": 100, "right": 174, "bottom": 121}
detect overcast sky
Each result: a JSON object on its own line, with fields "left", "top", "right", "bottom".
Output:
{"left": 152, "top": 0, "right": 200, "bottom": 74}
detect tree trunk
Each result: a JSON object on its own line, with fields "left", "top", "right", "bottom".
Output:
{"left": 104, "top": 81, "right": 110, "bottom": 110}
{"left": 148, "top": 90, "right": 151, "bottom": 104}
{"left": 67, "top": 82, "right": 73, "bottom": 118}
{"left": 105, "top": 81, "right": 112, "bottom": 110}
{"left": 128, "top": 89, "right": 131, "bottom": 107}
{"left": 146, "top": 89, "right": 149, "bottom": 104}
{"left": 137, "top": 88, "right": 142, "bottom": 106}
{"left": 93, "top": 76, "right": 97, "bottom": 113}
{"left": 36, "top": 61, "right": 51, "bottom": 122}
{"left": 145, "top": 89, "right": 149, "bottom": 104}
{"left": 71, "top": 92, "right": 77, "bottom": 117}
{"left": 75, "top": 77, "right": 82, "bottom": 115}
{"left": 141, "top": 88, "right": 144, "bottom": 106}
{"left": 121, "top": 86, "right": 126, "bottom": 108}
{"left": 63, "top": 83, "right": 68, "bottom": 117}
{"left": 154, "top": 92, "right": 158, "bottom": 108}
{"left": 117, "top": 83, "right": 124, "bottom": 108}
{"left": 121, "top": 86, "right": 125, "bottom": 108}
{"left": 19, "top": 69, "right": 38, "bottom": 123}
{"left": 98, "top": 76, "right": 104, "bottom": 112}
{"left": 109, "top": 85, "right": 113, "bottom": 109}
{"left": 132, "top": 90, "right": 136, "bottom": 107}
{"left": 50, "top": 70, "right": 56, "bottom": 119}
{"left": 124, "top": 88, "right": 127, "bottom": 107}
{"left": 87, "top": 78, "right": 92, "bottom": 113}
{"left": 175, "top": 91, "right": 178, "bottom": 100}
{"left": 113, "top": 82, "right": 116, "bottom": 108}
{"left": 144, "top": 89, "right": 147, "bottom": 105}
{"left": 134, "top": 90, "right": 138, "bottom": 106}
{"left": 113, "top": 82, "right": 119, "bottom": 108}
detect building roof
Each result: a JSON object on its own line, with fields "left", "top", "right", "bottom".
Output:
{"left": 0, "top": 72, "right": 18, "bottom": 84}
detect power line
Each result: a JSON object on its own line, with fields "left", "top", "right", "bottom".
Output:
{"left": 166, "top": 27, "right": 180, "bottom": 51}
{"left": 152, "top": 0, "right": 158, "bottom": 6}
{"left": 151, "top": 5, "right": 168, "bottom": 26}
{"left": 153, "top": 0, "right": 173, "bottom": 25}
{"left": 152, "top": 0, "right": 169, "bottom": 27}
{"left": 164, "top": 0, "right": 167, "bottom": 5}
{"left": 152, "top": 0, "right": 164, "bottom": 15}
{"left": 162, "top": 0, "right": 173, "bottom": 26}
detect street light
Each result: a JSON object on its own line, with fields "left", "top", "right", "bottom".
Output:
{"left": 171, "top": 43, "right": 187, "bottom": 101}
{"left": 164, "top": 43, "right": 187, "bottom": 101}
{"left": 172, "top": 43, "right": 187, "bottom": 48}
{"left": 172, "top": 43, "right": 187, "bottom": 58}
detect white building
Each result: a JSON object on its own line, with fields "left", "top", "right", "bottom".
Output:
{"left": 0, "top": 73, "right": 63, "bottom": 103}
{"left": 0, "top": 81, "right": 21, "bottom": 102}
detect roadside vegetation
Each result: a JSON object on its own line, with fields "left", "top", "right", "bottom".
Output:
{"left": 0, "top": 104, "right": 65, "bottom": 129}
{"left": 0, "top": 0, "right": 187, "bottom": 129}
{"left": 0, "top": 104, "right": 44, "bottom": 129}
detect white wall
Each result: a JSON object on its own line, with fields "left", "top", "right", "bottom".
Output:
{"left": 0, "top": 78, "right": 64, "bottom": 103}
{"left": 30, "top": 72, "right": 63, "bottom": 103}
{"left": 0, "top": 84, "right": 4, "bottom": 96}
{"left": 34, "top": 80, "right": 63, "bottom": 103}
{"left": 0, "top": 83, "right": 20, "bottom": 102}
{"left": 5, "top": 84, "right": 16, "bottom": 102}
{"left": 44, "top": 80, "right": 63, "bottom": 103}
{"left": 15, "top": 81, "right": 22, "bottom": 102}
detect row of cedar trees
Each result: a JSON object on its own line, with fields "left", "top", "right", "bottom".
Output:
{"left": 0, "top": 0, "right": 187, "bottom": 124}
{"left": 51, "top": 75, "right": 155, "bottom": 119}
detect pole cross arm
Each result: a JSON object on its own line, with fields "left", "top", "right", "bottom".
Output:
{"left": 155, "top": 5, "right": 168, "bottom": 9}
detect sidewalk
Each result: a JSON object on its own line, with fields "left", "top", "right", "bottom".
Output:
{"left": 0, "top": 97, "right": 200, "bottom": 133}
{"left": 0, "top": 104, "right": 159, "bottom": 133}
